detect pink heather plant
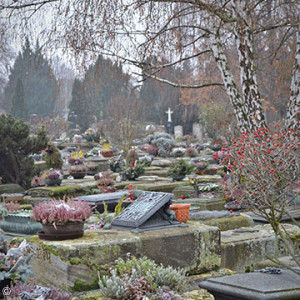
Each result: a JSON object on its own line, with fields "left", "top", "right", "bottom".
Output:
{"left": 31, "top": 196, "right": 93, "bottom": 226}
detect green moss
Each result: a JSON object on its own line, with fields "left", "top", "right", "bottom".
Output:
{"left": 71, "top": 278, "right": 99, "bottom": 292}
{"left": 70, "top": 257, "right": 82, "bottom": 265}
{"left": 20, "top": 204, "right": 32, "bottom": 210}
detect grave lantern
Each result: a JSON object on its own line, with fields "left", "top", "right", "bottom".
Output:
{"left": 188, "top": 174, "right": 199, "bottom": 198}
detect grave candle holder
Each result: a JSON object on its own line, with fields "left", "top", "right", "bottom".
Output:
{"left": 188, "top": 175, "right": 199, "bottom": 198}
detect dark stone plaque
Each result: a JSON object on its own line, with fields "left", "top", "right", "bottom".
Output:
{"left": 199, "top": 269, "right": 300, "bottom": 300}
{"left": 74, "top": 191, "right": 129, "bottom": 213}
{"left": 111, "top": 191, "right": 185, "bottom": 232}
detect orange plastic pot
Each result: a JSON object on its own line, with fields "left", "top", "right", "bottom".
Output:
{"left": 169, "top": 204, "right": 191, "bottom": 223}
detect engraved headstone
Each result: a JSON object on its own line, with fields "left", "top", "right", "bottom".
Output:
{"left": 111, "top": 191, "right": 185, "bottom": 232}
{"left": 193, "top": 123, "right": 203, "bottom": 140}
{"left": 174, "top": 125, "right": 183, "bottom": 139}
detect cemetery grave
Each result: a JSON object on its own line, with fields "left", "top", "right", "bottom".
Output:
{"left": 0, "top": 125, "right": 299, "bottom": 299}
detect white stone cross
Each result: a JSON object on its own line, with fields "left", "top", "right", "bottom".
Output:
{"left": 166, "top": 108, "right": 173, "bottom": 122}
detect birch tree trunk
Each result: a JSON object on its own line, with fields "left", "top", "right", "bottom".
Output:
{"left": 286, "top": 24, "right": 300, "bottom": 129}
{"left": 231, "top": 0, "right": 267, "bottom": 131}
{"left": 209, "top": 33, "right": 249, "bottom": 132}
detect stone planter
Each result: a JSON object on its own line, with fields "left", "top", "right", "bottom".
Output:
{"left": 45, "top": 178, "right": 62, "bottom": 186}
{"left": 0, "top": 213, "right": 42, "bottom": 235}
{"left": 39, "top": 222, "right": 84, "bottom": 241}
{"left": 169, "top": 204, "right": 191, "bottom": 223}
{"left": 168, "top": 174, "right": 185, "bottom": 181}
{"left": 70, "top": 171, "right": 86, "bottom": 179}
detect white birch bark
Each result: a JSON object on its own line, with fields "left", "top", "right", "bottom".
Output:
{"left": 286, "top": 24, "right": 300, "bottom": 129}
{"left": 231, "top": 0, "right": 267, "bottom": 131}
{"left": 209, "top": 33, "right": 249, "bottom": 132}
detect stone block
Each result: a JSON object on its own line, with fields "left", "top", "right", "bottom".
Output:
{"left": 151, "top": 159, "right": 173, "bottom": 167}
{"left": 189, "top": 215, "right": 254, "bottom": 231}
{"left": 121, "top": 181, "right": 189, "bottom": 193}
{"left": 0, "top": 184, "right": 24, "bottom": 194}
{"left": 173, "top": 197, "right": 224, "bottom": 211}
{"left": 221, "top": 224, "right": 300, "bottom": 272}
{"left": 144, "top": 169, "right": 169, "bottom": 177}
{"left": 197, "top": 175, "right": 222, "bottom": 183}
{"left": 24, "top": 225, "right": 221, "bottom": 291}
{"left": 27, "top": 183, "right": 97, "bottom": 198}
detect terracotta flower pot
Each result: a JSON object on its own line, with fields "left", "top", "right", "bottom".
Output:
{"left": 169, "top": 203, "right": 191, "bottom": 223}
{"left": 101, "top": 151, "right": 114, "bottom": 157}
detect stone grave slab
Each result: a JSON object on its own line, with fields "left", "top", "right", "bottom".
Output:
{"left": 23, "top": 224, "right": 220, "bottom": 290}
{"left": 221, "top": 224, "right": 300, "bottom": 272}
{"left": 189, "top": 210, "right": 254, "bottom": 231}
{"left": 173, "top": 196, "right": 224, "bottom": 211}
{"left": 111, "top": 191, "right": 185, "bottom": 232}
{"left": 0, "top": 184, "right": 24, "bottom": 194}
{"left": 199, "top": 269, "right": 300, "bottom": 300}
{"left": 74, "top": 191, "right": 129, "bottom": 213}
{"left": 151, "top": 159, "right": 173, "bottom": 167}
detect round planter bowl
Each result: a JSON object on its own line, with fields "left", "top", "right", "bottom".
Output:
{"left": 168, "top": 174, "right": 185, "bottom": 181}
{"left": 169, "top": 204, "right": 191, "bottom": 223}
{"left": 42, "top": 222, "right": 84, "bottom": 235}
{"left": 70, "top": 171, "right": 86, "bottom": 179}
{"left": 45, "top": 178, "right": 62, "bottom": 186}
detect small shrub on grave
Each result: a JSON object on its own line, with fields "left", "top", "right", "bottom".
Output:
{"left": 144, "top": 132, "right": 175, "bottom": 157}
{"left": 220, "top": 124, "right": 300, "bottom": 267}
{"left": 168, "top": 159, "right": 193, "bottom": 177}
{"left": 44, "top": 144, "right": 63, "bottom": 169}
{"left": 98, "top": 256, "right": 186, "bottom": 299}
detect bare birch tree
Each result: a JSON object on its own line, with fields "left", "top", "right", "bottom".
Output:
{"left": 1, "top": 0, "right": 299, "bottom": 131}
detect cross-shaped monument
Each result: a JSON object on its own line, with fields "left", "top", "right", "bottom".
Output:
{"left": 165, "top": 108, "right": 174, "bottom": 134}
{"left": 166, "top": 108, "right": 173, "bottom": 122}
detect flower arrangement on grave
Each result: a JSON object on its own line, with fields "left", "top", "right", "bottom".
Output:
{"left": 146, "top": 145, "right": 159, "bottom": 156}
{"left": 109, "top": 156, "right": 126, "bottom": 172}
{"left": 185, "top": 147, "right": 197, "bottom": 157}
{"left": 172, "top": 147, "right": 186, "bottom": 157}
{"left": 7, "top": 280, "right": 72, "bottom": 300}
{"left": 97, "top": 173, "right": 116, "bottom": 193}
{"left": 100, "top": 142, "right": 114, "bottom": 157}
{"left": 41, "top": 169, "right": 63, "bottom": 180}
{"left": 31, "top": 175, "right": 45, "bottom": 187}
{"left": 120, "top": 160, "right": 145, "bottom": 181}
{"left": 82, "top": 128, "right": 96, "bottom": 142}
{"left": 192, "top": 160, "right": 209, "bottom": 175}
{"left": 68, "top": 150, "right": 84, "bottom": 165}
{"left": 167, "top": 159, "right": 193, "bottom": 181}
{"left": 3, "top": 200, "right": 20, "bottom": 212}
{"left": 31, "top": 197, "right": 93, "bottom": 238}
{"left": 69, "top": 164, "right": 88, "bottom": 173}
{"left": 0, "top": 238, "right": 34, "bottom": 285}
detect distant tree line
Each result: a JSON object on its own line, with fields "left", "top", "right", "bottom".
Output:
{"left": 3, "top": 37, "right": 58, "bottom": 120}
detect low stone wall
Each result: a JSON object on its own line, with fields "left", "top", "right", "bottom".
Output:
{"left": 24, "top": 225, "right": 221, "bottom": 291}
